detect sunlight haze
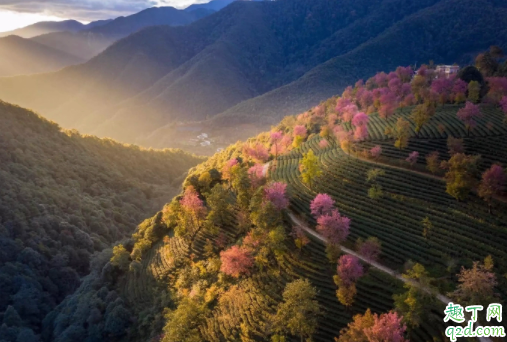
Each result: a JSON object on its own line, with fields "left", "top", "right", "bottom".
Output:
{"left": 0, "top": 10, "right": 67, "bottom": 32}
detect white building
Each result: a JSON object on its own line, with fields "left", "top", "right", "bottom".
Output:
{"left": 197, "top": 133, "right": 209, "bottom": 140}
{"left": 436, "top": 65, "right": 459, "bottom": 78}
{"left": 200, "top": 140, "right": 211, "bottom": 147}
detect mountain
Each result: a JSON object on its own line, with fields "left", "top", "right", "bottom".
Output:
{"left": 40, "top": 62, "right": 507, "bottom": 342}
{"left": 0, "top": 0, "right": 506, "bottom": 151}
{"left": 0, "top": 100, "right": 204, "bottom": 338}
{"left": 0, "top": 20, "right": 86, "bottom": 38}
{"left": 31, "top": 6, "right": 215, "bottom": 60}
{"left": 0, "top": 35, "right": 84, "bottom": 77}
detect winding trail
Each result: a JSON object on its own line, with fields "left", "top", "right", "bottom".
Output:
{"left": 264, "top": 160, "right": 491, "bottom": 341}
{"left": 288, "top": 207, "right": 491, "bottom": 342}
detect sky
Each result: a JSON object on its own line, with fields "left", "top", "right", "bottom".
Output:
{"left": 0, "top": 0, "right": 210, "bottom": 32}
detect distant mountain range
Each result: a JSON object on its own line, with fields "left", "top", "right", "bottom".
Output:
{"left": 0, "top": 0, "right": 506, "bottom": 148}
{"left": 0, "top": 35, "right": 84, "bottom": 77}
{"left": 0, "top": 19, "right": 111, "bottom": 39}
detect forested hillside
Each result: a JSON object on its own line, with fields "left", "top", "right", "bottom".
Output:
{"left": 0, "top": 0, "right": 506, "bottom": 151}
{"left": 0, "top": 101, "right": 204, "bottom": 340}
{"left": 42, "top": 59, "right": 507, "bottom": 342}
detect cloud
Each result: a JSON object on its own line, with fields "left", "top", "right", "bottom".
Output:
{"left": 0, "top": 0, "right": 210, "bottom": 21}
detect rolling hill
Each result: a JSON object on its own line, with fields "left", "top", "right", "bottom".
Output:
{"left": 0, "top": 0, "right": 506, "bottom": 152}
{"left": 40, "top": 62, "right": 507, "bottom": 342}
{"left": 0, "top": 100, "right": 204, "bottom": 339}
{"left": 30, "top": 6, "right": 216, "bottom": 60}
{"left": 0, "top": 35, "right": 84, "bottom": 77}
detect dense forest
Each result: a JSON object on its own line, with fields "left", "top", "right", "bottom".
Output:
{"left": 0, "top": 101, "right": 204, "bottom": 340}
{"left": 41, "top": 51, "right": 507, "bottom": 342}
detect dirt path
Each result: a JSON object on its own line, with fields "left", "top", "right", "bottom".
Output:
{"left": 287, "top": 212, "right": 491, "bottom": 342}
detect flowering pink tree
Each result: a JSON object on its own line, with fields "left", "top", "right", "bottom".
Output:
{"left": 180, "top": 186, "right": 207, "bottom": 240}
{"left": 452, "top": 79, "right": 468, "bottom": 103}
{"left": 357, "top": 237, "right": 382, "bottom": 262}
{"left": 337, "top": 255, "right": 364, "bottom": 286}
{"left": 319, "top": 139, "right": 329, "bottom": 149}
{"left": 316, "top": 209, "right": 350, "bottom": 245}
{"left": 222, "top": 158, "right": 239, "bottom": 181}
{"left": 364, "top": 311, "right": 408, "bottom": 342}
{"left": 279, "top": 133, "right": 293, "bottom": 155}
{"left": 310, "top": 193, "right": 335, "bottom": 219}
{"left": 370, "top": 145, "right": 382, "bottom": 160}
{"left": 500, "top": 96, "right": 507, "bottom": 114}
{"left": 457, "top": 102, "right": 482, "bottom": 136}
{"left": 486, "top": 77, "right": 507, "bottom": 103}
{"left": 264, "top": 182, "right": 289, "bottom": 210}
{"left": 342, "top": 104, "right": 359, "bottom": 123}
{"left": 220, "top": 246, "right": 254, "bottom": 278}
{"left": 374, "top": 72, "right": 389, "bottom": 88}
{"left": 244, "top": 142, "right": 269, "bottom": 163}
{"left": 248, "top": 164, "right": 265, "bottom": 187}
{"left": 406, "top": 151, "right": 419, "bottom": 167}
{"left": 396, "top": 66, "right": 413, "bottom": 83}
{"left": 270, "top": 131, "right": 283, "bottom": 158}
{"left": 379, "top": 91, "right": 397, "bottom": 119}
{"left": 352, "top": 112, "right": 369, "bottom": 141}
{"left": 293, "top": 125, "right": 307, "bottom": 139}
{"left": 431, "top": 77, "right": 454, "bottom": 104}
{"left": 478, "top": 164, "right": 506, "bottom": 212}
{"left": 181, "top": 185, "right": 205, "bottom": 210}
{"left": 336, "top": 97, "right": 353, "bottom": 115}
{"left": 388, "top": 78, "right": 402, "bottom": 96}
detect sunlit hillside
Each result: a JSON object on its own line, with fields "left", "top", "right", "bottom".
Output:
{"left": 42, "top": 57, "right": 507, "bottom": 341}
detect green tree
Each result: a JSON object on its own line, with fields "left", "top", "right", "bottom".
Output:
{"left": 394, "top": 263, "right": 436, "bottom": 328}
{"left": 387, "top": 118, "right": 411, "bottom": 150}
{"left": 273, "top": 279, "right": 320, "bottom": 342}
{"left": 440, "top": 154, "right": 480, "bottom": 201}
{"left": 206, "top": 183, "right": 232, "bottom": 226}
{"left": 300, "top": 150, "right": 322, "bottom": 189}
{"left": 467, "top": 81, "right": 481, "bottom": 103}
{"left": 110, "top": 244, "right": 130, "bottom": 271}
{"left": 162, "top": 298, "right": 205, "bottom": 342}
{"left": 421, "top": 217, "right": 434, "bottom": 242}
{"left": 411, "top": 102, "right": 435, "bottom": 136}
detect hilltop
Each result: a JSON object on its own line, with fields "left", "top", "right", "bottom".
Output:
{"left": 0, "top": 0, "right": 506, "bottom": 153}
{"left": 40, "top": 59, "right": 507, "bottom": 341}
{"left": 0, "top": 101, "right": 204, "bottom": 339}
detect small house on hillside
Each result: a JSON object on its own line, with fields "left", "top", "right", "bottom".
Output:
{"left": 197, "top": 133, "right": 209, "bottom": 140}
{"left": 436, "top": 65, "right": 459, "bottom": 77}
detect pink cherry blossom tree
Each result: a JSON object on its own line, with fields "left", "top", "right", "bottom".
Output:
{"left": 248, "top": 164, "right": 265, "bottom": 187}
{"left": 337, "top": 254, "right": 364, "bottom": 286}
{"left": 500, "top": 96, "right": 507, "bottom": 114}
{"left": 222, "top": 158, "right": 239, "bottom": 181}
{"left": 316, "top": 209, "right": 350, "bottom": 245}
{"left": 352, "top": 112, "right": 369, "bottom": 141}
{"left": 264, "top": 182, "right": 289, "bottom": 210}
{"left": 370, "top": 145, "right": 382, "bottom": 160}
{"left": 364, "top": 311, "right": 408, "bottom": 342}
{"left": 310, "top": 193, "right": 335, "bottom": 219}
{"left": 293, "top": 125, "right": 307, "bottom": 138}
{"left": 319, "top": 139, "right": 329, "bottom": 149}
{"left": 342, "top": 104, "right": 359, "bottom": 123}
{"left": 220, "top": 246, "right": 254, "bottom": 278}
{"left": 270, "top": 131, "right": 283, "bottom": 158}
{"left": 478, "top": 164, "right": 506, "bottom": 212}
{"left": 244, "top": 142, "right": 269, "bottom": 163}
{"left": 452, "top": 79, "right": 468, "bottom": 103}
{"left": 357, "top": 237, "right": 382, "bottom": 262}
{"left": 457, "top": 101, "right": 482, "bottom": 136}
{"left": 406, "top": 151, "right": 419, "bottom": 167}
